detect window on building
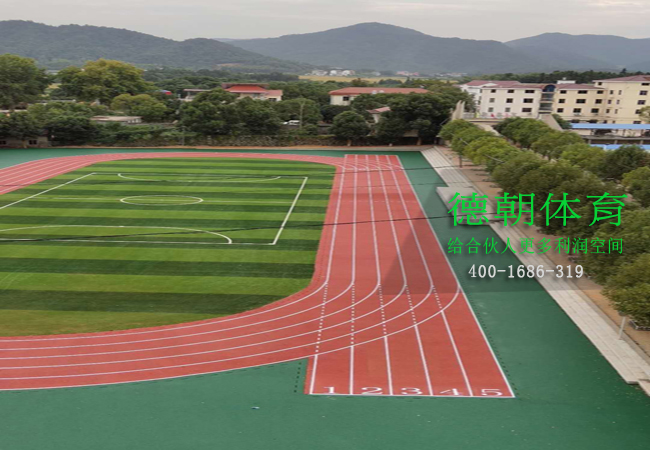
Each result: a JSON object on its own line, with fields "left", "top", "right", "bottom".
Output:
{"left": 576, "top": 99, "right": 586, "bottom": 104}
{"left": 616, "top": 100, "right": 621, "bottom": 105}
{"left": 591, "top": 108, "right": 599, "bottom": 113}
{"left": 597, "top": 82, "right": 603, "bottom": 86}
{"left": 603, "top": 120, "right": 608, "bottom": 123}
{"left": 491, "top": 89, "right": 497, "bottom": 93}
{"left": 0, "top": 140, "right": 6, "bottom": 145}
{"left": 612, "top": 120, "right": 616, "bottom": 124}
{"left": 577, "top": 90, "right": 588, "bottom": 94}
{"left": 571, "top": 119, "right": 580, "bottom": 123}
{"left": 523, "top": 98, "right": 534, "bottom": 103}
{"left": 610, "top": 90, "right": 614, "bottom": 94}
{"left": 618, "top": 90, "right": 622, "bottom": 95}
{"left": 342, "top": 96, "right": 350, "bottom": 101}
{"left": 488, "top": 107, "right": 494, "bottom": 112}
{"left": 634, "top": 121, "right": 642, "bottom": 124}
{"left": 615, "top": 109, "right": 619, "bottom": 114}
{"left": 573, "top": 108, "right": 582, "bottom": 113}
{"left": 635, "top": 109, "right": 641, "bottom": 114}
{"left": 489, "top": 98, "right": 495, "bottom": 103}
{"left": 505, "top": 107, "right": 511, "bottom": 113}
{"left": 595, "top": 99, "right": 603, "bottom": 104}
{"left": 643, "top": 83, "right": 650, "bottom": 86}
{"left": 560, "top": 90, "right": 567, "bottom": 94}
{"left": 522, "top": 108, "right": 533, "bottom": 113}
{"left": 597, "top": 90, "right": 604, "bottom": 94}
{"left": 506, "top": 98, "right": 513, "bottom": 103}
{"left": 28, "top": 140, "right": 38, "bottom": 145}
{"left": 641, "top": 91, "right": 648, "bottom": 95}
{"left": 606, "top": 109, "right": 611, "bottom": 113}
{"left": 558, "top": 98, "right": 566, "bottom": 104}
{"left": 557, "top": 108, "right": 564, "bottom": 113}
{"left": 638, "top": 100, "right": 647, "bottom": 105}
{"left": 608, "top": 100, "right": 612, "bottom": 104}
{"left": 507, "top": 90, "right": 515, "bottom": 93}
{"left": 524, "top": 90, "right": 535, "bottom": 93}
{"left": 589, "top": 120, "right": 598, "bottom": 123}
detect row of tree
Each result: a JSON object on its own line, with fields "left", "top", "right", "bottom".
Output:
{"left": 440, "top": 119, "right": 650, "bottom": 327}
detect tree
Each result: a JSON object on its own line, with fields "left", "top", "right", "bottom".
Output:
{"left": 464, "top": 136, "right": 519, "bottom": 172}
{"left": 42, "top": 113, "right": 97, "bottom": 145}
{"left": 531, "top": 130, "right": 583, "bottom": 159}
{"left": 559, "top": 144, "right": 607, "bottom": 175}
{"left": 606, "top": 283, "right": 650, "bottom": 327}
{"left": 450, "top": 127, "right": 491, "bottom": 155}
{"left": 330, "top": 111, "right": 370, "bottom": 146}
{"left": 273, "top": 98, "right": 322, "bottom": 125}
{"left": 552, "top": 113, "right": 572, "bottom": 129}
{"left": 386, "top": 94, "right": 454, "bottom": 145}
{"left": 111, "top": 94, "right": 169, "bottom": 122}
{"left": 600, "top": 145, "right": 649, "bottom": 181}
{"left": 582, "top": 208, "right": 650, "bottom": 283}
{"left": 439, "top": 119, "right": 477, "bottom": 141}
{"left": 639, "top": 106, "right": 650, "bottom": 123}
{"left": 0, "top": 112, "right": 42, "bottom": 148}
{"left": 321, "top": 105, "right": 350, "bottom": 123}
{"left": 179, "top": 89, "right": 239, "bottom": 135}
{"left": 492, "top": 153, "right": 546, "bottom": 194}
{"left": 622, "top": 166, "right": 650, "bottom": 207}
{"left": 58, "top": 59, "right": 154, "bottom": 104}
{"left": 511, "top": 120, "right": 553, "bottom": 148}
{"left": 0, "top": 54, "right": 50, "bottom": 110}
{"left": 180, "top": 91, "right": 281, "bottom": 136}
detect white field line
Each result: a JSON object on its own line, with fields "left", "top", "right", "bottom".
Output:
{"left": 0, "top": 173, "right": 95, "bottom": 211}
{"left": 271, "top": 177, "right": 309, "bottom": 245}
{"left": 117, "top": 173, "right": 283, "bottom": 183}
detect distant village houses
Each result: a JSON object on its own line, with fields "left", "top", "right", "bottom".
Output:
{"left": 328, "top": 87, "right": 429, "bottom": 105}
{"left": 182, "top": 83, "right": 283, "bottom": 102}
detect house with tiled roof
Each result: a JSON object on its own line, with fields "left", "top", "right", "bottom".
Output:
{"left": 182, "top": 84, "right": 283, "bottom": 102}
{"left": 328, "top": 87, "right": 429, "bottom": 106}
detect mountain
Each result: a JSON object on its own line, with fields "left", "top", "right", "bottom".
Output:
{"left": 0, "top": 21, "right": 312, "bottom": 73}
{"left": 506, "top": 33, "right": 650, "bottom": 70}
{"left": 225, "top": 23, "right": 558, "bottom": 74}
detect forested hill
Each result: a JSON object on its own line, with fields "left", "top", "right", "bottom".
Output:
{"left": 226, "top": 23, "right": 556, "bottom": 74}
{"left": 0, "top": 21, "right": 312, "bottom": 73}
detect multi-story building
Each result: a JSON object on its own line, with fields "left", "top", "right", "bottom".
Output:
{"left": 460, "top": 76, "right": 650, "bottom": 124}
{"left": 460, "top": 81, "right": 555, "bottom": 119}
{"left": 182, "top": 84, "right": 283, "bottom": 102}
{"left": 593, "top": 75, "right": 650, "bottom": 124}
{"left": 552, "top": 82, "right": 606, "bottom": 123}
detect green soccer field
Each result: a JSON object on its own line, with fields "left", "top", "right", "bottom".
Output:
{"left": 0, "top": 157, "right": 335, "bottom": 336}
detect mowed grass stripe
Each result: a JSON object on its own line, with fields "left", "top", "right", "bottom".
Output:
{"left": 0, "top": 290, "right": 287, "bottom": 315}
{"left": 0, "top": 239, "right": 322, "bottom": 250}
{"left": 13, "top": 201, "right": 328, "bottom": 214}
{"left": 0, "top": 206, "right": 325, "bottom": 222}
{"left": 8, "top": 188, "right": 331, "bottom": 200}
{"left": 0, "top": 272, "right": 310, "bottom": 296}
{"left": 0, "top": 258, "right": 315, "bottom": 278}
{"left": 0, "top": 216, "right": 324, "bottom": 229}
{"left": 0, "top": 245, "right": 317, "bottom": 263}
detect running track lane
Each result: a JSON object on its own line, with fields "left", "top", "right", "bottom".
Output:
{"left": 0, "top": 152, "right": 514, "bottom": 398}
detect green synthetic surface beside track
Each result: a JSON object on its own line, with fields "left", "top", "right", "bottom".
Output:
{"left": 0, "top": 149, "right": 649, "bottom": 450}
{"left": 0, "top": 155, "right": 334, "bottom": 335}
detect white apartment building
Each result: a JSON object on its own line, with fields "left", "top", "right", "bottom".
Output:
{"left": 593, "top": 75, "right": 650, "bottom": 124}
{"left": 465, "top": 81, "right": 554, "bottom": 119}
{"left": 461, "top": 76, "right": 650, "bottom": 124}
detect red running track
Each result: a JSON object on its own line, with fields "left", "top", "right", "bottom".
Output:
{"left": 0, "top": 152, "right": 514, "bottom": 398}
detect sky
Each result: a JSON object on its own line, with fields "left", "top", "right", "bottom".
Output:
{"left": 4, "top": 0, "right": 650, "bottom": 42}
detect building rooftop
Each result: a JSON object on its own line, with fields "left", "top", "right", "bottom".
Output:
{"left": 594, "top": 75, "right": 650, "bottom": 82}
{"left": 571, "top": 123, "right": 650, "bottom": 130}
{"left": 367, "top": 106, "right": 391, "bottom": 114}
{"left": 329, "top": 87, "right": 429, "bottom": 95}
{"left": 555, "top": 84, "right": 601, "bottom": 90}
